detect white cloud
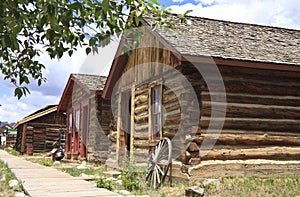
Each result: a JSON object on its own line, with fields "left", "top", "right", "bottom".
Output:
{"left": 1, "top": 0, "right": 300, "bottom": 123}
{"left": 0, "top": 40, "right": 119, "bottom": 123}
{"left": 169, "top": 0, "right": 300, "bottom": 29}
{"left": 172, "top": 0, "right": 185, "bottom": 3}
{"left": 194, "top": 0, "right": 216, "bottom": 6}
{"left": 0, "top": 91, "right": 59, "bottom": 123}
{"left": 79, "top": 38, "right": 120, "bottom": 76}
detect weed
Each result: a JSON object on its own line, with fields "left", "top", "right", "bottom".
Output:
{"left": 26, "top": 157, "right": 53, "bottom": 167}
{"left": 62, "top": 167, "right": 104, "bottom": 177}
{"left": 4, "top": 148, "right": 20, "bottom": 156}
{"left": 205, "top": 176, "right": 300, "bottom": 197}
{"left": 0, "top": 160, "right": 24, "bottom": 196}
{"left": 96, "top": 177, "right": 113, "bottom": 191}
{"left": 41, "top": 159, "right": 53, "bottom": 167}
{"left": 119, "top": 158, "right": 147, "bottom": 192}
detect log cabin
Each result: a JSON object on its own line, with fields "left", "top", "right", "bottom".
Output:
{"left": 58, "top": 74, "right": 112, "bottom": 162}
{"left": 102, "top": 15, "right": 300, "bottom": 178}
{"left": 14, "top": 105, "right": 66, "bottom": 154}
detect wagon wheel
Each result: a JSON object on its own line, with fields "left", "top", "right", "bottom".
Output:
{"left": 146, "top": 137, "right": 172, "bottom": 189}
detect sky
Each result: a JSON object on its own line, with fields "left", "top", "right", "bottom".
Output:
{"left": 1, "top": 0, "right": 300, "bottom": 123}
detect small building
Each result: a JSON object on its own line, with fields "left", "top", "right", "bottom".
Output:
{"left": 0, "top": 122, "right": 12, "bottom": 146}
{"left": 6, "top": 128, "right": 17, "bottom": 147}
{"left": 58, "top": 74, "right": 112, "bottom": 162}
{"left": 102, "top": 15, "right": 300, "bottom": 177}
{"left": 14, "top": 105, "right": 66, "bottom": 154}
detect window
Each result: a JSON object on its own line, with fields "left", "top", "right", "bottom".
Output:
{"left": 75, "top": 110, "right": 80, "bottom": 132}
{"left": 60, "top": 132, "right": 66, "bottom": 143}
{"left": 151, "top": 86, "right": 161, "bottom": 140}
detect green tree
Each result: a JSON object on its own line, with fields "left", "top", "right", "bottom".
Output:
{"left": 0, "top": 0, "right": 190, "bottom": 99}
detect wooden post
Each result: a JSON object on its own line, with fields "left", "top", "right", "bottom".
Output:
{"left": 159, "top": 84, "right": 163, "bottom": 139}
{"left": 130, "top": 85, "right": 135, "bottom": 159}
{"left": 116, "top": 93, "right": 121, "bottom": 164}
{"left": 148, "top": 87, "right": 152, "bottom": 141}
{"left": 21, "top": 124, "right": 27, "bottom": 154}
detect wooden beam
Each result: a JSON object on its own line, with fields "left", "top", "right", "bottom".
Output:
{"left": 116, "top": 93, "right": 122, "bottom": 163}
{"left": 148, "top": 87, "right": 152, "bottom": 141}
{"left": 21, "top": 124, "right": 27, "bottom": 153}
{"left": 201, "top": 147, "right": 300, "bottom": 160}
{"left": 182, "top": 55, "right": 300, "bottom": 72}
{"left": 130, "top": 85, "right": 135, "bottom": 159}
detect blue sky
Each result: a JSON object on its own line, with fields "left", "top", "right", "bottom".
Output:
{"left": 1, "top": 0, "right": 300, "bottom": 123}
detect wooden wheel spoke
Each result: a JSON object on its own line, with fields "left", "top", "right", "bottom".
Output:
{"left": 155, "top": 167, "right": 161, "bottom": 185}
{"left": 156, "top": 164, "right": 164, "bottom": 176}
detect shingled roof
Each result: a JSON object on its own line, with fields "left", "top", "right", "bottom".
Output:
{"left": 72, "top": 74, "right": 107, "bottom": 91}
{"left": 146, "top": 15, "right": 300, "bottom": 66}
{"left": 58, "top": 74, "right": 107, "bottom": 112}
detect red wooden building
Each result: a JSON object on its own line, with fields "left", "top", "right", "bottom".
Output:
{"left": 58, "top": 74, "right": 112, "bottom": 162}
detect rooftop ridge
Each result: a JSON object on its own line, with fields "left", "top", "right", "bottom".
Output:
{"left": 180, "top": 14, "right": 300, "bottom": 32}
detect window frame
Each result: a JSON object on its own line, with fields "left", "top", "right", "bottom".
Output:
{"left": 150, "top": 84, "right": 162, "bottom": 140}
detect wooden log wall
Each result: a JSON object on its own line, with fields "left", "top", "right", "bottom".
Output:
{"left": 6, "top": 135, "right": 16, "bottom": 147}
{"left": 186, "top": 63, "right": 300, "bottom": 163}
{"left": 112, "top": 27, "right": 300, "bottom": 167}
{"left": 16, "top": 123, "right": 66, "bottom": 153}
{"left": 132, "top": 84, "right": 151, "bottom": 162}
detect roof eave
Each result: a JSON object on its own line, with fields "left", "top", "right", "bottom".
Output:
{"left": 182, "top": 55, "right": 300, "bottom": 72}
{"left": 13, "top": 106, "right": 58, "bottom": 129}
{"left": 58, "top": 75, "right": 74, "bottom": 112}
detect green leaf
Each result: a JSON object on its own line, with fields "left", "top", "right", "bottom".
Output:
{"left": 149, "top": 0, "right": 160, "bottom": 5}
{"left": 68, "top": 50, "right": 73, "bottom": 57}
{"left": 89, "top": 37, "right": 97, "bottom": 46}
{"left": 14, "top": 88, "right": 23, "bottom": 100}
{"left": 86, "top": 47, "right": 91, "bottom": 55}
{"left": 102, "top": 0, "right": 109, "bottom": 12}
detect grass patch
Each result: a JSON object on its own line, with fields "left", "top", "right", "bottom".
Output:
{"left": 0, "top": 160, "right": 23, "bottom": 197}
{"left": 4, "top": 147, "right": 20, "bottom": 157}
{"left": 25, "top": 157, "right": 53, "bottom": 167}
{"left": 62, "top": 166, "right": 105, "bottom": 177}
{"left": 204, "top": 176, "right": 300, "bottom": 197}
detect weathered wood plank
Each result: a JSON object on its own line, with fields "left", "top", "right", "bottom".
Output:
{"left": 201, "top": 117, "right": 300, "bottom": 132}
{"left": 192, "top": 133, "right": 300, "bottom": 146}
{"left": 202, "top": 101, "right": 300, "bottom": 119}
{"left": 202, "top": 92, "right": 300, "bottom": 107}
{"left": 201, "top": 79, "right": 300, "bottom": 96}
{"left": 201, "top": 147, "right": 300, "bottom": 160}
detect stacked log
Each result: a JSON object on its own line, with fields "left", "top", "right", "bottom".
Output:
{"left": 133, "top": 84, "right": 150, "bottom": 162}
{"left": 195, "top": 64, "right": 300, "bottom": 162}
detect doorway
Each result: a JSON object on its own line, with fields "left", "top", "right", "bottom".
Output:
{"left": 118, "top": 91, "right": 131, "bottom": 163}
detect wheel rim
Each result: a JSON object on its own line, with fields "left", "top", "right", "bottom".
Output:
{"left": 146, "top": 137, "right": 172, "bottom": 189}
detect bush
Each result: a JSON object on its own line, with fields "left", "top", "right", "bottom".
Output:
{"left": 119, "top": 158, "right": 147, "bottom": 191}
{"left": 96, "top": 177, "right": 113, "bottom": 191}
